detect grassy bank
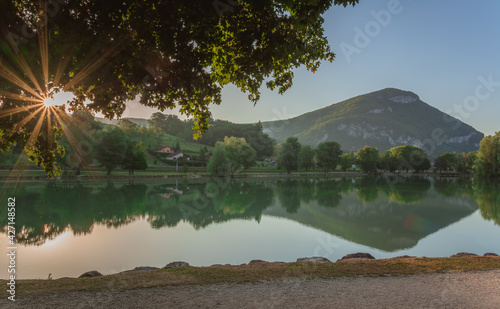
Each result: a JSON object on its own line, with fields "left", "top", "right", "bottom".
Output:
{"left": 2, "top": 256, "right": 500, "bottom": 297}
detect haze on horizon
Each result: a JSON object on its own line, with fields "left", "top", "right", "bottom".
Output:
{"left": 120, "top": 0, "right": 500, "bottom": 136}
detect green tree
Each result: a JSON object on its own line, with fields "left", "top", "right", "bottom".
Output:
{"left": 456, "top": 152, "right": 476, "bottom": 174}
{"left": 434, "top": 153, "right": 457, "bottom": 172}
{"left": 118, "top": 118, "right": 141, "bottom": 142}
{"left": 0, "top": 0, "right": 358, "bottom": 177}
{"left": 166, "top": 115, "right": 184, "bottom": 136}
{"left": 198, "top": 147, "right": 207, "bottom": 166}
{"left": 277, "top": 137, "right": 301, "bottom": 174}
{"left": 149, "top": 113, "right": 185, "bottom": 136}
{"left": 174, "top": 141, "right": 181, "bottom": 152}
{"left": 387, "top": 145, "right": 431, "bottom": 173}
{"left": 207, "top": 144, "right": 228, "bottom": 176}
{"left": 56, "top": 109, "right": 99, "bottom": 175}
{"left": 149, "top": 126, "right": 163, "bottom": 147}
{"left": 220, "top": 136, "right": 256, "bottom": 174}
{"left": 96, "top": 128, "right": 128, "bottom": 175}
{"left": 137, "top": 125, "right": 155, "bottom": 150}
{"left": 182, "top": 164, "right": 189, "bottom": 174}
{"left": 300, "top": 146, "right": 315, "bottom": 171}
{"left": 148, "top": 113, "right": 169, "bottom": 133}
{"left": 356, "top": 146, "right": 379, "bottom": 174}
{"left": 316, "top": 141, "right": 342, "bottom": 173}
{"left": 476, "top": 132, "right": 500, "bottom": 178}
{"left": 117, "top": 119, "right": 139, "bottom": 132}
{"left": 122, "top": 141, "right": 148, "bottom": 175}
{"left": 340, "top": 152, "right": 355, "bottom": 172}
{"left": 378, "top": 150, "right": 398, "bottom": 172}
{"left": 196, "top": 120, "right": 275, "bottom": 158}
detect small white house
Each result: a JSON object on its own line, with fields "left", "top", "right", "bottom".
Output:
{"left": 166, "top": 152, "right": 191, "bottom": 160}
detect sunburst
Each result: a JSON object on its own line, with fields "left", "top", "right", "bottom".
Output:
{"left": 0, "top": 1, "right": 131, "bottom": 185}
{"left": 42, "top": 91, "right": 74, "bottom": 107}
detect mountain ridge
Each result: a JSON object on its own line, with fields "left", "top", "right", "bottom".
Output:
{"left": 262, "top": 88, "right": 483, "bottom": 158}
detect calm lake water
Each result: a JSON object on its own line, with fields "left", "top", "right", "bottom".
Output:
{"left": 1, "top": 176, "right": 499, "bottom": 279}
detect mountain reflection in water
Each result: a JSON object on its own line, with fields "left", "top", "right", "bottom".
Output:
{"left": 1, "top": 176, "right": 498, "bottom": 252}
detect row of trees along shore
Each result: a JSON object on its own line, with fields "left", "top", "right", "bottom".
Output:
{"left": 275, "top": 137, "right": 431, "bottom": 174}
{"left": 272, "top": 132, "right": 500, "bottom": 179}
{"left": 56, "top": 123, "right": 500, "bottom": 178}
{"left": 4, "top": 106, "right": 498, "bottom": 180}
{"left": 56, "top": 110, "right": 148, "bottom": 176}
{"left": 6, "top": 110, "right": 276, "bottom": 176}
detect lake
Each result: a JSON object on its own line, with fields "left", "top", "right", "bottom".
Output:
{"left": 1, "top": 176, "right": 499, "bottom": 279}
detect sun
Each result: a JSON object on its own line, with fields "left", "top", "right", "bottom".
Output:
{"left": 43, "top": 96, "right": 56, "bottom": 107}
{"left": 43, "top": 91, "right": 74, "bottom": 107}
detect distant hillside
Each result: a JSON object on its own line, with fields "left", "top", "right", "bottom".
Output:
{"left": 95, "top": 117, "right": 149, "bottom": 127}
{"left": 262, "top": 88, "right": 484, "bottom": 158}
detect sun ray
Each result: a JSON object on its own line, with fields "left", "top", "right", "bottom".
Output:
{"left": 25, "top": 108, "right": 47, "bottom": 148}
{"left": 0, "top": 91, "right": 44, "bottom": 104}
{"left": 1, "top": 6, "right": 134, "bottom": 183}
{"left": 5, "top": 105, "right": 45, "bottom": 139}
{"left": 1, "top": 148, "right": 30, "bottom": 188}
{"left": 0, "top": 63, "right": 45, "bottom": 100}
{"left": 53, "top": 43, "right": 76, "bottom": 86}
{"left": 38, "top": 0, "right": 49, "bottom": 91}
{"left": 51, "top": 108, "right": 103, "bottom": 173}
{"left": 63, "top": 35, "right": 131, "bottom": 91}
{"left": 2, "top": 28, "right": 45, "bottom": 95}
{"left": 47, "top": 106, "right": 53, "bottom": 146}
{"left": 1, "top": 107, "right": 47, "bottom": 188}
{"left": 54, "top": 109, "right": 100, "bottom": 144}
{"left": 51, "top": 108, "right": 83, "bottom": 160}
{"left": 51, "top": 108, "right": 87, "bottom": 142}
{"left": 0, "top": 103, "right": 44, "bottom": 119}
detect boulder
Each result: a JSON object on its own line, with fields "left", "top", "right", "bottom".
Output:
{"left": 133, "top": 266, "right": 159, "bottom": 272}
{"left": 483, "top": 253, "right": 499, "bottom": 257}
{"left": 249, "top": 260, "right": 267, "bottom": 264}
{"left": 78, "top": 271, "right": 103, "bottom": 278}
{"left": 341, "top": 253, "right": 375, "bottom": 260}
{"left": 120, "top": 266, "right": 159, "bottom": 274}
{"left": 164, "top": 261, "right": 190, "bottom": 268}
{"left": 450, "top": 252, "right": 478, "bottom": 258}
{"left": 296, "top": 257, "right": 331, "bottom": 263}
{"left": 389, "top": 255, "right": 414, "bottom": 259}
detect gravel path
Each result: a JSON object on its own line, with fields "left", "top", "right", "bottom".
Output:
{"left": 3, "top": 270, "right": 500, "bottom": 308}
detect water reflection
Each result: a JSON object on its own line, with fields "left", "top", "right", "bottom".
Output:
{"left": 475, "top": 181, "right": 500, "bottom": 226}
{"left": 145, "top": 180, "right": 273, "bottom": 229}
{"left": 0, "top": 176, "right": 498, "bottom": 251}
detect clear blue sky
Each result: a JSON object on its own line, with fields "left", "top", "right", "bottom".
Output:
{"left": 124, "top": 0, "right": 500, "bottom": 136}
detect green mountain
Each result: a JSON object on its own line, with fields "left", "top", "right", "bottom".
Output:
{"left": 262, "top": 88, "right": 483, "bottom": 157}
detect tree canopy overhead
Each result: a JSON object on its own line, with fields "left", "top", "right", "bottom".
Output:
{"left": 0, "top": 0, "right": 358, "bottom": 176}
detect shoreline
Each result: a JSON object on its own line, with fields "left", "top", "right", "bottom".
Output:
{"left": 1, "top": 253, "right": 499, "bottom": 299}
{"left": 0, "top": 171, "right": 471, "bottom": 181}
{"left": 4, "top": 251, "right": 498, "bottom": 281}
{"left": 5, "top": 269, "right": 499, "bottom": 308}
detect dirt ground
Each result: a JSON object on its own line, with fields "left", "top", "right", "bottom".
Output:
{"left": 2, "top": 269, "right": 499, "bottom": 308}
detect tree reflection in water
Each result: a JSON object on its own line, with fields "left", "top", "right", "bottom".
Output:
{"left": 0, "top": 176, "right": 496, "bottom": 249}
